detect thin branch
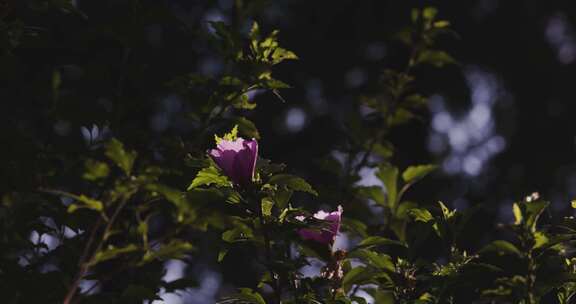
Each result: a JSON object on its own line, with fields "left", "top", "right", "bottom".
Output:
{"left": 62, "top": 216, "right": 104, "bottom": 304}
{"left": 63, "top": 197, "right": 130, "bottom": 304}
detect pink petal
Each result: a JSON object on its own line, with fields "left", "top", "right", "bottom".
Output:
{"left": 217, "top": 138, "right": 246, "bottom": 152}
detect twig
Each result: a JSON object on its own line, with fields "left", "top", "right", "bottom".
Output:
{"left": 62, "top": 216, "right": 104, "bottom": 304}
{"left": 63, "top": 197, "right": 130, "bottom": 304}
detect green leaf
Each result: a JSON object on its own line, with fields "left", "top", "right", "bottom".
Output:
{"left": 222, "top": 222, "right": 254, "bottom": 243}
{"left": 513, "top": 199, "right": 549, "bottom": 232}
{"left": 273, "top": 187, "right": 292, "bottom": 210}
{"left": 356, "top": 236, "right": 407, "bottom": 249}
{"left": 218, "top": 248, "right": 229, "bottom": 262}
{"left": 388, "top": 108, "right": 416, "bottom": 126}
{"left": 249, "top": 22, "right": 260, "bottom": 41}
{"left": 91, "top": 244, "right": 138, "bottom": 265}
{"left": 402, "top": 164, "right": 437, "bottom": 184}
{"left": 513, "top": 202, "right": 523, "bottom": 225}
{"left": 262, "top": 78, "right": 291, "bottom": 90}
{"left": 105, "top": 138, "right": 137, "bottom": 176}
{"left": 349, "top": 249, "right": 395, "bottom": 271}
{"left": 52, "top": 69, "right": 61, "bottom": 101}
{"left": 261, "top": 197, "right": 274, "bottom": 217}
{"left": 67, "top": 194, "right": 104, "bottom": 213}
{"left": 357, "top": 186, "right": 385, "bottom": 205}
{"left": 231, "top": 93, "right": 257, "bottom": 110}
{"left": 365, "top": 289, "right": 395, "bottom": 304}
{"left": 271, "top": 47, "right": 298, "bottom": 64}
{"left": 403, "top": 94, "right": 428, "bottom": 109}
{"left": 343, "top": 218, "right": 368, "bottom": 238}
{"left": 438, "top": 201, "right": 456, "bottom": 220}
{"left": 188, "top": 166, "right": 231, "bottom": 190}
{"left": 147, "top": 184, "right": 188, "bottom": 209}
{"left": 408, "top": 208, "right": 434, "bottom": 223}
{"left": 137, "top": 220, "right": 149, "bottom": 249}
{"left": 533, "top": 231, "right": 549, "bottom": 249}
{"left": 433, "top": 20, "right": 450, "bottom": 28}
{"left": 142, "top": 240, "right": 194, "bottom": 263}
{"left": 268, "top": 174, "right": 318, "bottom": 196}
{"left": 121, "top": 285, "right": 157, "bottom": 301}
{"left": 185, "top": 154, "right": 210, "bottom": 168}
{"left": 342, "top": 266, "right": 374, "bottom": 292}
{"left": 82, "top": 159, "right": 110, "bottom": 181}
{"left": 480, "top": 240, "right": 522, "bottom": 257}
{"left": 235, "top": 117, "right": 260, "bottom": 139}
{"left": 416, "top": 293, "right": 436, "bottom": 303}
{"left": 376, "top": 164, "right": 398, "bottom": 208}
{"left": 372, "top": 142, "right": 394, "bottom": 158}
{"left": 396, "top": 201, "right": 419, "bottom": 219}
{"left": 215, "top": 125, "right": 239, "bottom": 144}
{"left": 256, "top": 158, "right": 286, "bottom": 177}
{"left": 423, "top": 7, "right": 438, "bottom": 20}
{"left": 222, "top": 288, "right": 266, "bottom": 304}
{"left": 524, "top": 200, "right": 549, "bottom": 232}
{"left": 416, "top": 50, "right": 456, "bottom": 67}
{"left": 220, "top": 76, "right": 243, "bottom": 86}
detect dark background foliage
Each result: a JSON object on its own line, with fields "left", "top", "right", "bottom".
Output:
{"left": 2, "top": 0, "right": 576, "bottom": 303}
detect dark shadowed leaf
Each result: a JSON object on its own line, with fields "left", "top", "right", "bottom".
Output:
{"left": 269, "top": 174, "right": 318, "bottom": 196}
{"left": 481, "top": 240, "right": 522, "bottom": 257}
{"left": 376, "top": 164, "right": 398, "bottom": 208}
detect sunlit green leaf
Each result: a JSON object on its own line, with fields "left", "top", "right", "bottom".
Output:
{"left": 261, "top": 78, "right": 291, "bottom": 89}
{"left": 67, "top": 194, "right": 104, "bottom": 214}
{"left": 271, "top": 47, "right": 298, "bottom": 64}
{"left": 402, "top": 164, "right": 437, "bottom": 184}
{"left": 438, "top": 201, "right": 456, "bottom": 220}
{"left": 215, "top": 125, "right": 239, "bottom": 144}
{"left": 423, "top": 7, "right": 438, "bottom": 20}
{"left": 513, "top": 202, "right": 522, "bottom": 225}
{"left": 513, "top": 199, "right": 549, "bottom": 232}
{"left": 218, "top": 248, "right": 229, "bottom": 262}
{"left": 105, "top": 138, "right": 137, "bottom": 176}
{"left": 433, "top": 20, "right": 450, "bottom": 28}
{"left": 188, "top": 166, "right": 231, "bottom": 190}
{"left": 408, "top": 208, "right": 434, "bottom": 223}
{"left": 83, "top": 159, "right": 110, "bottom": 181}
{"left": 533, "top": 231, "right": 549, "bottom": 249}
{"left": 261, "top": 197, "right": 274, "bottom": 217}
{"left": 142, "top": 240, "right": 194, "bottom": 263}
{"left": 91, "top": 244, "right": 138, "bottom": 265}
